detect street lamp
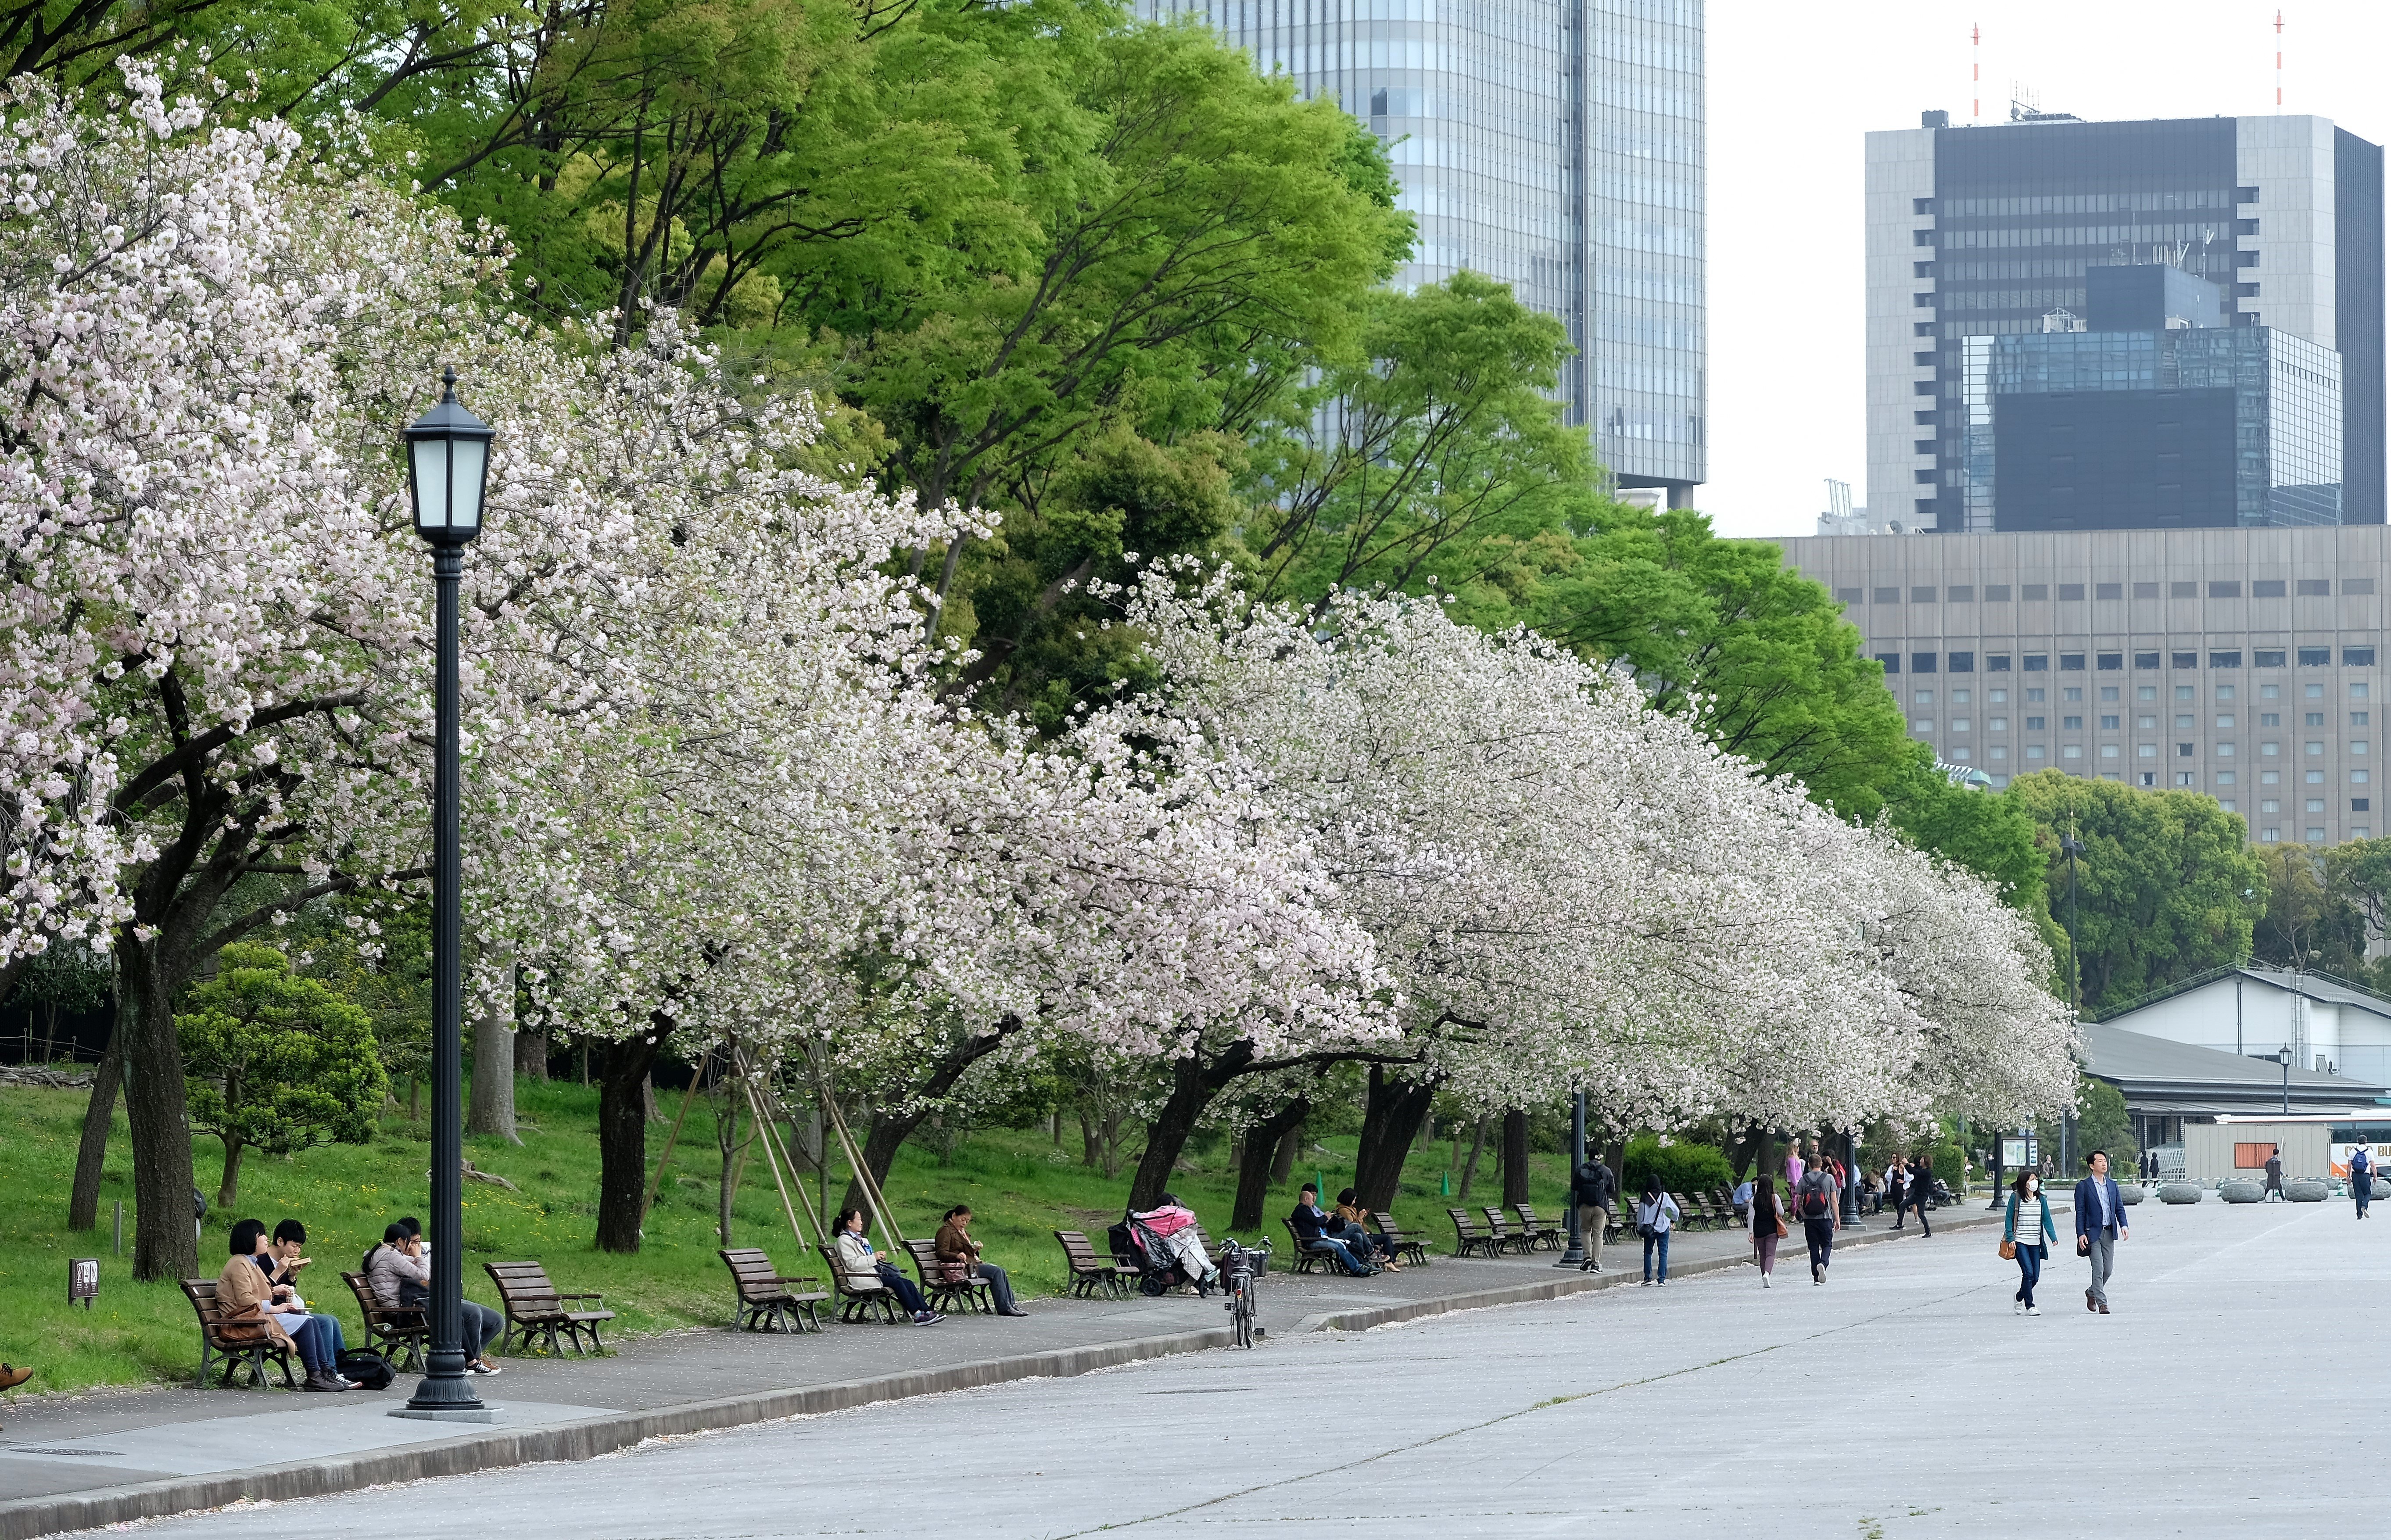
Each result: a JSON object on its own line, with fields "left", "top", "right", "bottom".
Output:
{"left": 394, "top": 367, "right": 494, "bottom": 1424}
{"left": 2278, "top": 1044, "right": 2293, "bottom": 1117}
{"left": 1557, "top": 1089, "right": 1587, "bottom": 1267}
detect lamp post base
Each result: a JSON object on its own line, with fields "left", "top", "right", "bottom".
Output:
{"left": 389, "top": 1404, "right": 498, "bottom": 1423}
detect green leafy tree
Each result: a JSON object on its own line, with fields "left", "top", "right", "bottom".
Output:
{"left": 2253, "top": 844, "right": 2366, "bottom": 976}
{"left": 2007, "top": 772, "right": 2268, "bottom": 1014}
{"left": 178, "top": 943, "right": 389, "bottom": 1208}
{"left": 2038, "top": 1073, "right": 2137, "bottom": 1180}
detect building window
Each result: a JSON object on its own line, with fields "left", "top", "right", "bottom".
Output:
{"left": 2063, "top": 715, "right": 2084, "bottom": 729}
{"left": 2025, "top": 654, "right": 2048, "bottom": 672}
{"left": 2357, "top": 770, "right": 2373, "bottom": 784}
{"left": 2137, "top": 744, "right": 2156, "bottom": 757}
{"left": 2061, "top": 653, "right": 2086, "bottom": 671}
{"left": 2348, "top": 579, "right": 2377, "bottom": 596}
{"left": 2348, "top": 647, "right": 2377, "bottom": 666}
{"left": 1835, "top": 587, "right": 1862, "bottom": 603}
{"left": 1950, "top": 746, "right": 1971, "bottom": 761}
{"left": 2095, "top": 583, "right": 2123, "bottom": 600}
{"left": 2026, "top": 716, "right": 2046, "bottom": 730}
{"left": 2357, "top": 741, "right": 2372, "bottom": 756}
{"left": 2022, "top": 584, "right": 2050, "bottom": 601}
{"left": 1949, "top": 652, "right": 1975, "bottom": 672}
{"left": 1914, "top": 468, "right": 1936, "bottom": 482}
{"left": 2309, "top": 770, "right": 2327, "bottom": 784}
{"left": 2298, "top": 579, "right": 2332, "bottom": 596}
{"left": 1911, "top": 719, "right": 1934, "bottom": 733}
{"left": 2140, "top": 772, "right": 2156, "bottom": 786}
{"left": 2251, "top": 580, "right": 2287, "bottom": 598}
{"left": 2255, "top": 650, "right": 2286, "bottom": 667}
{"left": 1912, "top": 652, "right": 1938, "bottom": 673}
{"left": 2173, "top": 652, "right": 2199, "bottom": 670}
{"left": 1874, "top": 653, "right": 1900, "bottom": 673}
{"left": 2262, "top": 828, "right": 2281, "bottom": 842}
{"left": 2058, "top": 584, "right": 2086, "bottom": 601}
{"left": 2211, "top": 652, "right": 2242, "bottom": 669}
{"left": 2131, "top": 582, "right": 2160, "bottom": 599}
{"left": 2309, "top": 829, "right": 2327, "bottom": 843}
{"left": 2177, "top": 772, "right": 2195, "bottom": 786}
{"left": 2356, "top": 799, "right": 2372, "bottom": 812}
{"left": 2095, "top": 652, "right": 2121, "bottom": 670}
{"left": 2062, "top": 745, "right": 2083, "bottom": 759}
{"left": 1947, "top": 585, "right": 1975, "bottom": 602}
{"left": 1911, "top": 586, "right": 1936, "bottom": 602}
{"left": 2358, "top": 827, "right": 2373, "bottom": 838}
{"left": 2300, "top": 647, "right": 2331, "bottom": 666}
{"left": 2179, "top": 743, "right": 2195, "bottom": 757}
{"left": 2134, "top": 652, "right": 2161, "bottom": 670}
{"left": 2308, "top": 741, "right": 2326, "bottom": 756}
{"left": 1990, "top": 745, "right": 2007, "bottom": 760}
{"left": 1874, "top": 587, "right": 1900, "bottom": 604}
{"left": 2101, "top": 744, "right": 2120, "bottom": 759}
{"left": 2262, "top": 770, "right": 2281, "bottom": 784}
{"left": 1987, "top": 652, "right": 2012, "bottom": 671}
{"left": 2208, "top": 581, "right": 2242, "bottom": 598}
{"left": 2219, "top": 742, "right": 2237, "bottom": 756}
{"left": 1984, "top": 585, "right": 2011, "bottom": 602}
{"left": 2171, "top": 581, "right": 2198, "bottom": 598}
{"left": 1914, "top": 411, "right": 1938, "bottom": 426}
{"left": 2218, "top": 771, "right": 2237, "bottom": 785}
{"left": 2262, "top": 742, "right": 2280, "bottom": 756}
{"left": 2026, "top": 745, "right": 2046, "bottom": 760}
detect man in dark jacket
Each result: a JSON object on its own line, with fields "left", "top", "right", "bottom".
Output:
{"left": 1288, "top": 1185, "right": 1377, "bottom": 1276}
{"left": 2074, "top": 1150, "right": 2129, "bottom": 1314}
{"left": 1573, "top": 1157, "right": 1617, "bottom": 1272}
{"left": 2263, "top": 1146, "right": 2284, "bottom": 1201}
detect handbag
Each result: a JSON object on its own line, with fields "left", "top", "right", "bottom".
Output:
{"left": 1998, "top": 1239, "right": 2017, "bottom": 1261}
{"left": 2076, "top": 1234, "right": 2090, "bottom": 1257}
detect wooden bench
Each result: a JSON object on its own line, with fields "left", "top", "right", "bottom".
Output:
{"left": 1056, "top": 1229, "right": 1141, "bottom": 1299}
{"left": 341, "top": 1268, "right": 428, "bottom": 1370}
{"left": 719, "top": 1247, "right": 828, "bottom": 1333}
{"left": 1481, "top": 1206, "right": 1534, "bottom": 1255}
{"left": 484, "top": 1260, "right": 615, "bottom": 1356}
{"left": 1280, "top": 1217, "right": 1363, "bottom": 1275}
{"left": 1447, "top": 1207, "right": 1502, "bottom": 1257}
{"left": 817, "top": 1244, "right": 905, "bottom": 1322}
{"left": 1513, "top": 1203, "right": 1562, "bottom": 1252}
{"left": 902, "top": 1238, "right": 994, "bottom": 1315}
{"left": 1373, "top": 1211, "right": 1432, "bottom": 1267}
{"left": 180, "top": 1279, "right": 298, "bottom": 1390}
{"left": 1671, "top": 1192, "right": 1708, "bottom": 1231}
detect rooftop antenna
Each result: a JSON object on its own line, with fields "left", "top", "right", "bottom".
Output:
{"left": 2276, "top": 10, "right": 2284, "bottom": 111}
{"left": 1972, "top": 22, "right": 1981, "bottom": 122}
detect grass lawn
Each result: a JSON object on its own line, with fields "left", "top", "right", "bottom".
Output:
{"left": 0, "top": 1076, "right": 1573, "bottom": 1399}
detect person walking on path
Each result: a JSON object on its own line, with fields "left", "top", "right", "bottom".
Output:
{"left": 1796, "top": 1161, "right": 1839, "bottom": 1282}
{"left": 1886, "top": 1160, "right": 1907, "bottom": 1231}
{"left": 2264, "top": 1146, "right": 2285, "bottom": 1202}
{"left": 1906, "top": 1156, "right": 1936, "bottom": 1237}
{"left": 1574, "top": 1152, "right": 1617, "bottom": 1273}
{"left": 2352, "top": 1144, "right": 2375, "bottom": 1219}
{"left": 1748, "top": 1174, "right": 1786, "bottom": 1287}
{"left": 2074, "top": 1150, "right": 2129, "bottom": 1315}
{"left": 1635, "top": 1180, "right": 1679, "bottom": 1286}
{"left": 2004, "top": 1170, "right": 2057, "bottom": 1316}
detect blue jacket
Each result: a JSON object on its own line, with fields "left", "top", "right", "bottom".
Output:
{"left": 2004, "top": 1191, "right": 2057, "bottom": 1248}
{"left": 2074, "top": 1175, "right": 2126, "bottom": 1239}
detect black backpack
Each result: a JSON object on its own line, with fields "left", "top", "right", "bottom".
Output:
{"left": 336, "top": 1348, "right": 394, "bottom": 1390}
{"left": 1800, "top": 1184, "right": 1829, "bottom": 1219}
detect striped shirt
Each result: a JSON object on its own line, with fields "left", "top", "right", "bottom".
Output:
{"left": 2006, "top": 1193, "right": 2053, "bottom": 1248}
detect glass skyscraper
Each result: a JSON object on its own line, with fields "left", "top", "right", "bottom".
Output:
{"left": 1139, "top": 0, "right": 1706, "bottom": 503}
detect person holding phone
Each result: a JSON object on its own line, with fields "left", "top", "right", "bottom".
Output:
{"left": 369, "top": 1218, "right": 505, "bottom": 1373}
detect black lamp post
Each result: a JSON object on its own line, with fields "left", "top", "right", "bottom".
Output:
{"left": 1557, "top": 1089, "right": 1588, "bottom": 1267}
{"left": 395, "top": 367, "right": 494, "bottom": 1424}
{"left": 2279, "top": 1044, "right": 2293, "bottom": 1116}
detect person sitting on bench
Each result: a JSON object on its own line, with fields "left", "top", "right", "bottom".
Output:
{"left": 833, "top": 1209, "right": 943, "bottom": 1324}
{"left": 1334, "top": 1188, "right": 1403, "bottom": 1271}
{"left": 1289, "top": 1185, "right": 1378, "bottom": 1276}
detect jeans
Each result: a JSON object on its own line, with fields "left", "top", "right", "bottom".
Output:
{"left": 1307, "top": 1237, "right": 1375, "bottom": 1276}
{"left": 2012, "top": 1243, "right": 2045, "bottom": 1306}
{"left": 2085, "top": 1227, "right": 2115, "bottom": 1306}
{"left": 875, "top": 1261, "right": 933, "bottom": 1315}
{"left": 1804, "top": 1217, "right": 1835, "bottom": 1275}
{"left": 2358, "top": 1174, "right": 2373, "bottom": 1215}
{"left": 1642, "top": 1228, "right": 1670, "bottom": 1282}
{"left": 273, "top": 1312, "right": 343, "bottom": 1373}
{"left": 974, "top": 1262, "right": 1020, "bottom": 1312}
{"left": 1577, "top": 1204, "right": 1610, "bottom": 1268}
{"left": 460, "top": 1299, "right": 502, "bottom": 1358}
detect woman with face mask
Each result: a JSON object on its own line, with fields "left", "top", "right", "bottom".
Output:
{"left": 2004, "top": 1168, "right": 2058, "bottom": 1316}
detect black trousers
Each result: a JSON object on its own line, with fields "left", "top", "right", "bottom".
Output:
{"left": 1804, "top": 1217, "right": 1835, "bottom": 1274}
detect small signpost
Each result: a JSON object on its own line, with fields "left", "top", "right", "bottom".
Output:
{"left": 68, "top": 1257, "right": 98, "bottom": 1309}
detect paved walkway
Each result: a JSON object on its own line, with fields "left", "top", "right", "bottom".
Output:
{"left": 99, "top": 1193, "right": 2378, "bottom": 1540}
{"left": 0, "top": 1204, "right": 1990, "bottom": 1535}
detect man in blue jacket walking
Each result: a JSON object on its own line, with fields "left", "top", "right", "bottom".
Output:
{"left": 2074, "top": 1150, "right": 2129, "bottom": 1314}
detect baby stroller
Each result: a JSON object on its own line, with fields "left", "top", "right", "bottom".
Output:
{"left": 1110, "top": 1211, "right": 1211, "bottom": 1297}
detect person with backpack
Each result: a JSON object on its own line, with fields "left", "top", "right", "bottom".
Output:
{"left": 1634, "top": 1179, "right": 1680, "bottom": 1286}
{"left": 2003, "top": 1169, "right": 2057, "bottom": 1315}
{"left": 366, "top": 1220, "right": 504, "bottom": 1372}
{"left": 1573, "top": 1153, "right": 1617, "bottom": 1273}
{"left": 2352, "top": 1143, "right": 2374, "bottom": 1219}
{"left": 1796, "top": 1162, "right": 1839, "bottom": 1284}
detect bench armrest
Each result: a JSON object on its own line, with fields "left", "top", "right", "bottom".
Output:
{"left": 556, "top": 1290, "right": 605, "bottom": 1303}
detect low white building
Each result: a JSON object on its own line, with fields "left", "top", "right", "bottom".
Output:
{"left": 2097, "top": 965, "right": 2391, "bottom": 1089}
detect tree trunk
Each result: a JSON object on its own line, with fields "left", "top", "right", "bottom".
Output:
{"left": 68, "top": 1017, "right": 124, "bottom": 1231}
{"left": 120, "top": 935, "right": 199, "bottom": 1282}
{"left": 1728, "top": 1122, "right": 1765, "bottom": 1182}
{"left": 515, "top": 1023, "right": 548, "bottom": 1082}
{"left": 1603, "top": 1138, "right": 1626, "bottom": 1197}
{"left": 1232, "top": 1099, "right": 1310, "bottom": 1231}
{"left": 835, "top": 1017, "right": 1020, "bottom": 1217}
{"left": 1353, "top": 1067, "right": 1438, "bottom": 1212}
{"left": 1126, "top": 1042, "right": 1262, "bottom": 1211}
{"left": 596, "top": 1024, "right": 669, "bottom": 1252}
{"left": 642, "top": 1071, "right": 660, "bottom": 1124}
{"left": 1502, "top": 1109, "right": 1531, "bottom": 1207}
{"left": 467, "top": 953, "right": 519, "bottom": 1142}
{"left": 1457, "top": 1117, "right": 1488, "bottom": 1202}
{"left": 1271, "top": 1120, "right": 1302, "bottom": 1184}
{"left": 578, "top": 1039, "right": 589, "bottom": 1085}
{"left": 215, "top": 1134, "right": 244, "bottom": 1212}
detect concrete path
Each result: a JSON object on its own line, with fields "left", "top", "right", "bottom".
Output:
{"left": 0, "top": 1204, "right": 1982, "bottom": 1536}
{"left": 79, "top": 1193, "right": 2385, "bottom": 1540}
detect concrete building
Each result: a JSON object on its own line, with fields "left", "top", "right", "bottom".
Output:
{"left": 1138, "top": 0, "right": 1706, "bottom": 504}
{"left": 2078, "top": 1019, "right": 2388, "bottom": 1162}
{"left": 1776, "top": 524, "right": 2391, "bottom": 844}
{"left": 1867, "top": 109, "right": 2384, "bottom": 534}
{"left": 2088, "top": 965, "right": 2391, "bottom": 1090}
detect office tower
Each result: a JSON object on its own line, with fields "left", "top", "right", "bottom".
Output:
{"left": 1778, "top": 525, "right": 2387, "bottom": 847}
{"left": 1867, "top": 111, "right": 2384, "bottom": 534}
{"left": 1139, "top": 0, "right": 1706, "bottom": 505}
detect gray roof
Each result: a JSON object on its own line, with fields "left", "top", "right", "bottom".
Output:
{"left": 2079, "top": 1021, "right": 2391, "bottom": 1115}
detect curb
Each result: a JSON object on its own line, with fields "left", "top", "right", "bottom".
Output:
{"left": 2, "top": 1209, "right": 1997, "bottom": 1539}
{"left": 1297, "top": 1207, "right": 1999, "bottom": 1334}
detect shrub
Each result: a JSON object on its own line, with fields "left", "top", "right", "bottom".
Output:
{"left": 1622, "top": 1135, "right": 1734, "bottom": 1197}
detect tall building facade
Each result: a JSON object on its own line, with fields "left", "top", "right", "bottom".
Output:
{"left": 1779, "top": 526, "right": 2391, "bottom": 847}
{"left": 1140, "top": 0, "right": 1706, "bottom": 503}
{"left": 1866, "top": 111, "right": 2384, "bottom": 534}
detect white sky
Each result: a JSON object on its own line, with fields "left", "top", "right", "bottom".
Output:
{"left": 1703, "top": 0, "right": 2391, "bottom": 539}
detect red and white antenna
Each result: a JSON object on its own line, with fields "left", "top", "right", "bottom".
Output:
{"left": 2276, "top": 9, "right": 2285, "bottom": 110}
{"left": 1972, "top": 23, "right": 1982, "bottom": 122}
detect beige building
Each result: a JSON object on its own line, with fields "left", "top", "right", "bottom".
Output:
{"left": 1775, "top": 525, "right": 2391, "bottom": 845}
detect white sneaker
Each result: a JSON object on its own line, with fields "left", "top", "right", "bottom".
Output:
{"left": 1762, "top": 1275, "right": 1771, "bottom": 1288}
{"left": 2014, "top": 1301, "right": 2024, "bottom": 1315}
{"left": 2026, "top": 1306, "right": 2041, "bottom": 1316}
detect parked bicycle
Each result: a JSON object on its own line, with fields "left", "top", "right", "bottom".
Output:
{"left": 1219, "top": 1238, "right": 1271, "bottom": 1348}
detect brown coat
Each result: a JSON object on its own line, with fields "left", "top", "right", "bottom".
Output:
{"left": 932, "top": 1219, "right": 981, "bottom": 1282}
{"left": 214, "top": 1253, "right": 293, "bottom": 1348}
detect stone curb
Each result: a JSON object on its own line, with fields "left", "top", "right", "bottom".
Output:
{"left": 3, "top": 1208, "right": 2000, "bottom": 1540}
{"left": 1297, "top": 1207, "right": 2000, "bottom": 1334}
